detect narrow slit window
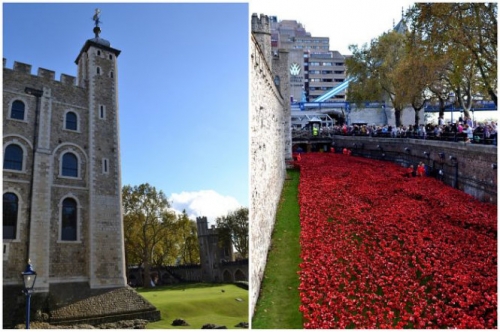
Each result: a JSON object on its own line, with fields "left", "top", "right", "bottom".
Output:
{"left": 100, "top": 105, "right": 106, "bottom": 119}
{"left": 102, "top": 158, "right": 109, "bottom": 174}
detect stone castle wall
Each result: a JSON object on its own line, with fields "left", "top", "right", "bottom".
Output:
{"left": 250, "top": 14, "right": 289, "bottom": 317}
{"left": 3, "top": 47, "right": 126, "bottom": 290}
{"left": 3, "top": 35, "right": 137, "bottom": 326}
{"left": 3, "top": 60, "right": 90, "bottom": 287}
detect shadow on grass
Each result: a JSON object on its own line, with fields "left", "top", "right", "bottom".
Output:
{"left": 136, "top": 282, "right": 230, "bottom": 293}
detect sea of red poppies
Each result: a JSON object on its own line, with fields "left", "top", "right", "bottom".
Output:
{"left": 296, "top": 153, "right": 497, "bottom": 329}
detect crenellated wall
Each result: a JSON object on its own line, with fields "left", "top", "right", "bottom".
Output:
{"left": 4, "top": 59, "right": 78, "bottom": 86}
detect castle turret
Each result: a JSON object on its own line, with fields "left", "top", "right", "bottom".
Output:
{"left": 196, "top": 216, "right": 216, "bottom": 282}
{"left": 251, "top": 13, "right": 272, "bottom": 70}
{"left": 75, "top": 9, "right": 126, "bottom": 288}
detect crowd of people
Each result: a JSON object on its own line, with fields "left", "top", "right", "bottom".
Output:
{"left": 297, "top": 116, "right": 497, "bottom": 145}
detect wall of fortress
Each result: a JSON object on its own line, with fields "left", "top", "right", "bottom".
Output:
{"left": 249, "top": 14, "right": 289, "bottom": 316}
{"left": 3, "top": 59, "right": 90, "bottom": 286}
{"left": 331, "top": 136, "right": 497, "bottom": 203}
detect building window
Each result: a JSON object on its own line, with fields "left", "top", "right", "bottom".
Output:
{"left": 65, "top": 111, "right": 78, "bottom": 131}
{"left": 62, "top": 153, "right": 78, "bottom": 177}
{"left": 109, "top": 54, "right": 113, "bottom": 60}
{"left": 99, "top": 105, "right": 106, "bottom": 119}
{"left": 61, "top": 198, "right": 77, "bottom": 241}
{"left": 97, "top": 67, "right": 101, "bottom": 75}
{"left": 3, "top": 193, "right": 18, "bottom": 240}
{"left": 4, "top": 144, "right": 23, "bottom": 171}
{"left": 110, "top": 71, "right": 114, "bottom": 79}
{"left": 102, "top": 158, "right": 109, "bottom": 174}
{"left": 97, "top": 50, "right": 101, "bottom": 56}
{"left": 10, "top": 100, "right": 25, "bottom": 120}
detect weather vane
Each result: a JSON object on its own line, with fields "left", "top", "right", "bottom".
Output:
{"left": 92, "top": 8, "right": 102, "bottom": 38}
{"left": 93, "top": 8, "right": 101, "bottom": 27}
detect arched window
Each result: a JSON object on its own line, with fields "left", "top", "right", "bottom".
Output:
{"left": 4, "top": 144, "right": 23, "bottom": 171}
{"left": 65, "top": 112, "right": 77, "bottom": 130}
{"left": 3, "top": 193, "right": 18, "bottom": 240}
{"left": 62, "top": 153, "right": 78, "bottom": 177}
{"left": 61, "top": 198, "right": 77, "bottom": 241}
{"left": 11, "top": 100, "right": 25, "bottom": 120}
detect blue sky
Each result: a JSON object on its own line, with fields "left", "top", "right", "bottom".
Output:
{"left": 3, "top": 3, "right": 249, "bottom": 223}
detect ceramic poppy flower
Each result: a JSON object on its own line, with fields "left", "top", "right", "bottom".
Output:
{"left": 297, "top": 153, "right": 497, "bottom": 329}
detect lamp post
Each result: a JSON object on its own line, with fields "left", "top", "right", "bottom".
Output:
{"left": 21, "top": 260, "right": 37, "bottom": 329}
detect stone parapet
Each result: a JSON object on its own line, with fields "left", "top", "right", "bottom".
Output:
{"left": 4, "top": 59, "right": 78, "bottom": 86}
{"left": 330, "top": 136, "right": 497, "bottom": 202}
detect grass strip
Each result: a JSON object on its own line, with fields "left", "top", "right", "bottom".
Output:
{"left": 252, "top": 168, "right": 303, "bottom": 329}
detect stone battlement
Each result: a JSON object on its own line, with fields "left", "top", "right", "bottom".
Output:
{"left": 3, "top": 58, "right": 77, "bottom": 86}
{"left": 251, "top": 13, "right": 271, "bottom": 35}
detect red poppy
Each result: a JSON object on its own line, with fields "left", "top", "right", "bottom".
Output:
{"left": 296, "top": 153, "right": 497, "bottom": 329}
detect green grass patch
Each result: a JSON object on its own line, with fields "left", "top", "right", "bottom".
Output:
{"left": 137, "top": 283, "right": 248, "bottom": 329}
{"left": 252, "top": 168, "right": 303, "bottom": 329}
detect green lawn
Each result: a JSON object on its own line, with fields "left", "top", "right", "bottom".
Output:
{"left": 137, "top": 283, "right": 249, "bottom": 329}
{"left": 252, "top": 169, "right": 303, "bottom": 329}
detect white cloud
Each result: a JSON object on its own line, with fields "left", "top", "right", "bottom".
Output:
{"left": 169, "top": 190, "right": 243, "bottom": 225}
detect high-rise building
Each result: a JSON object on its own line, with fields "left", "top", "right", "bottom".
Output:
{"left": 269, "top": 16, "right": 347, "bottom": 103}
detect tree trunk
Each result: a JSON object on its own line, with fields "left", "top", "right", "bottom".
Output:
{"left": 413, "top": 107, "right": 422, "bottom": 127}
{"left": 439, "top": 98, "right": 445, "bottom": 119}
{"left": 143, "top": 261, "right": 152, "bottom": 288}
{"left": 487, "top": 88, "right": 497, "bottom": 106}
{"left": 395, "top": 109, "right": 402, "bottom": 128}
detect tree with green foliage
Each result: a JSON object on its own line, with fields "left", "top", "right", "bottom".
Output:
{"left": 395, "top": 26, "right": 453, "bottom": 125}
{"left": 176, "top": 210, "right": 200, "bottom": 265}
{"left": 215, "top": 207, "right": 248, "bottom": 259}
{"left": 122, "top": 183, "right": 177, "bottom": 288}
{"left": 347, "top": 31, "right": 408, "bottom": 127}
{"left": 407, "top": 3, "right": 497, "bottom": 109}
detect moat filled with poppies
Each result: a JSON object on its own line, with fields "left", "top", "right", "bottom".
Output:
{"left": 296, "top": 153, "right": 497, "bottom": 329}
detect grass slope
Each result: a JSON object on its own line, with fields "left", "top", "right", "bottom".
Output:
{"left": 252, "top": 169, "right": 303, "bottom": 329}
{"left": 138, "top": 283, "right": 248, "bottom": 329}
